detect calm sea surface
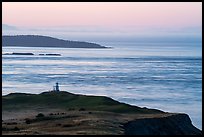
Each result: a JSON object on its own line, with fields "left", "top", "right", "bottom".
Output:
{"left": 2, "top": 42, "right": 202, "bottom": 130}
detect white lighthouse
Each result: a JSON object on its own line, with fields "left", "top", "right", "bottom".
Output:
{"left": 56, "top": 82, "right": 59, "bottom": 91}
{"left": 53, "top": 82, "right": 60, "bottom": 92}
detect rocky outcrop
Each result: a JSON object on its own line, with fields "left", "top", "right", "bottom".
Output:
{"left": 123, "top": 113, "right": 202, "bottom": 135}
{"left": 4, "top": 52, "right": 34, "bottom": 55}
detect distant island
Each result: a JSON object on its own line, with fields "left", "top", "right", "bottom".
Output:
{"left": 2, "top": 91, "right": 201, "bottom": 135}
{"left": 3, "top": 52, "right": 61, "bottom": 56}
{"left": 2, "top": 35, "right": 108, "bottom": 48}
{"left": 3, "top": 52, "right": 34, "bottom": 55}
{"left": 39, "top": 53, "right": 61, "bottom": 56}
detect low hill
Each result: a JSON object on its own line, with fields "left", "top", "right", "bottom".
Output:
{"left": 2, "top": 91, "right": 202, "bottom": 135}
{"left": 2, "top": 91, "right": 163, "bottom": 114}
{"left": 2, "top": 35, "right": 107, "bottom": 48}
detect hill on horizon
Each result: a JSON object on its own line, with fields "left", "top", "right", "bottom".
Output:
{"left": 2, "top": 35, "right": 107, "bottom": 48}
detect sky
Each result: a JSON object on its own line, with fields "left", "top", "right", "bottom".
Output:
{"left": 2, "top": 2, "right": 202, "bottom": 42}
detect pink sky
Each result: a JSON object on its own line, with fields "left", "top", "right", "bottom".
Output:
{"left": 2, "top": 2, "right": 202, "bottom": 29}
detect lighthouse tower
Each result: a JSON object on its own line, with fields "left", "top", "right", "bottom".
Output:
{"left": 54, "top": 82, "right": 59, "bottom": 92}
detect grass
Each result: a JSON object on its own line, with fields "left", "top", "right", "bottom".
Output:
{"left": 2, "top": 91, "right": 164, "bottom": 114}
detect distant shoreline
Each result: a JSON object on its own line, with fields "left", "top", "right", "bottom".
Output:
{"left": 2, "top": 35, "right": 111, "bottom": 49}
{"left": 2, "top": 45, "right": 113, "bottom": 49}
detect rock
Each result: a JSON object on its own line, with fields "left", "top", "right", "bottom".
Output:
{"left": 123, "top": 114, "right": 202, "bottom": 135}
{"left": 12, "top": 52, "right": 34, "bottom": 55}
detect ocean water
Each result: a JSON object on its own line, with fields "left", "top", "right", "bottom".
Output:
{"left": 2, "top": 42, "right": 202, "bottom": 130}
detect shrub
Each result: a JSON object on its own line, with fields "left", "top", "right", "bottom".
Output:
{"left": 25, "top": 118, "right": 31, "bottom": 124}
{"left": 79, "top": 108, "right": 85, "bottom": 111}
{"left": 36, "top": 113, "right": 45, "bottom": 118}
{"left": 56, "top": 123, "right": 62, "bottom": 126}
{"left": 49, "top": 113, "right": 54, "bottom": 116}
{"left": 63, "top": 124, "right": 73, "bottom": 127}
{"left": 14, "top": 126, "right": 20, "bottom": 131}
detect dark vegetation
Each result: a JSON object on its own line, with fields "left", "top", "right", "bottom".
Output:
{"left": 2, "top": 126, "right": 20, "bottom": 131}
{"left": 23, "top": 112, "right": 79, "bottom": 125}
